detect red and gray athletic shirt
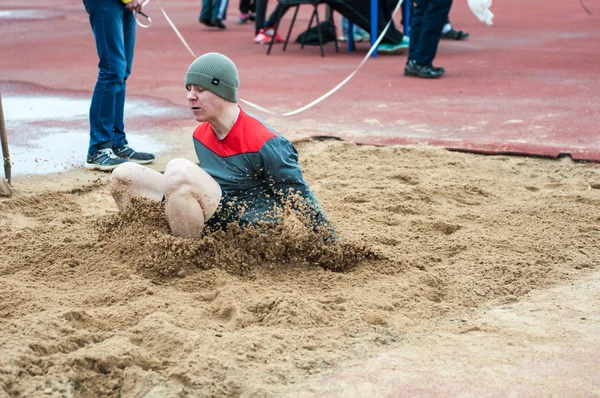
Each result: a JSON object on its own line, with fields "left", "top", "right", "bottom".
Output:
{"left": 192, "top": 108, "right": 333, "bottom": 235}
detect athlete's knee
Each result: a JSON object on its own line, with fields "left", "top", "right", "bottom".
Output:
{"left": 165, "top": 158, "right": 193, "bottom": 172}
{"left": 110, "top": 163, "right": 141, "bottom": 194}
{"left": 111, "top": 162, "right": 139, "bottom": 183}
{"left": 164, "top": 159, "right": 196, "bottom": 196}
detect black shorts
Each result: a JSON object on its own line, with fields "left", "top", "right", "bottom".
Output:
{"left": 161, "top": 195, "right": 279, "bottom": 234}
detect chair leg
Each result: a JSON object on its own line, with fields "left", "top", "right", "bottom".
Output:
{"left": 330, "top": 11, "right": 339, "bottom": 53}
{"left": 348, "top": 21, "right": 355, "bottom": 52}
{"left": 283, "top": 5, "right": 300, "bottom": 52}
{"left": 313, "top": 5, "right": 325, "bottom": 57}
{"left": 267, "top": 6, "right": 284, "bottom": 55}
{"left": 301, "top": 8, "right": 316, "bottom": 50}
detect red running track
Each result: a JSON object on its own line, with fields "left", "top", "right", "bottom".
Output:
{"left": 1, "top": 0, "right": 599, "bottom": 163}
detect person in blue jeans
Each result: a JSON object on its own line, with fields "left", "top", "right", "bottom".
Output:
{"left": 199, "top": 0, "right": 229, "bottom": 29}
{"left": 83, "top": 0, "right": 155, "bottom": 171}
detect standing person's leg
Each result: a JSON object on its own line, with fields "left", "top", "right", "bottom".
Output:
{"left": 111, "top": 7, "right": 156, "bottom": 164}
{"left": 213, "top": 0, "right": 228, "bottom": 28}
{"left": 441, "top": 15, "right": 469, "bottom": 40}
{"left": 83, "top": 0, "right": 129, "bottom": 169}
{"left": 111, "top": 8, "right": 135, "bottom": 150}
{"left": 405, "top": 0, "right": 444, "bottom": 78}
{"left": 254, "top": 0, "right": 268, "bottom": 35}
{"left": 240, "top": 0, "right": 251, "bottom": 14}
{"left": 441, "top": 16, "right": 451, "bottom": 36}
{"left": 221, "top": 0, "right": 229, "bottom": 20}
{"left": 414, "top": 0, "right": 452, "bottom": 65}
{"left": 238, "top": 0, "right": 251, "bottom": 23}
{"left": 408, "top": 0, "right": 426, "bottom": 62}
{"left": 200, "top": 0, "right": 214, "bottom": 25}
{"left": 254, "top": 0, "right": 286, "bottom": 44}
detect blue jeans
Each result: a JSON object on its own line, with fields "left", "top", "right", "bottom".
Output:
{"left": 83, "top": 0, "right": 135, "bottom": 158}
{"left": 200, "top": 0, "right": 228, "bottom": 22}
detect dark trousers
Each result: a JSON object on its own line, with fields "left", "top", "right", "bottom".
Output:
{"left": 201, "top": 0, "right": 229, "bottom": 21}
{"left": 408, "top": 0, "right": 452, "bottom": 65}
{"left": 254, "top": 0, "right": 291, "bottom": 34}
{"left": 325, "top": 0, "right": 404, "bottom": 45}
{"left": 240, "top": 0, "right": 255, "bottom": 14}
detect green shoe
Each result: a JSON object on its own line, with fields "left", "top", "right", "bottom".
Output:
{"left": 377, "top": 36, "right": 409, "bottom": 54}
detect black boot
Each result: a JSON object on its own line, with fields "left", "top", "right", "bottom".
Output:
{"left": 211, "top": 18, "right": 226, "bottom": 29}
{"left": 404, "top": 60, "right": 444, "bottom": 79}
{"left": 199, "top": 17, "right": 215, "bottom": 27}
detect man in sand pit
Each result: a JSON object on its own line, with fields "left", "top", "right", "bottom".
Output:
{"left": 110, "top": 52, "right": 333, "bottom": 239}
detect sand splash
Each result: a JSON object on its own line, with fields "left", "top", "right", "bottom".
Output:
{"left": 97, "top": 197, "right": 378, "bottom": 278}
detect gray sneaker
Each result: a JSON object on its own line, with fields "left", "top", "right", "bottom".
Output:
{"left": 113, "top": 145, "right": 155, "bottom": 165}
{"left": 85, "top": 148, "right": 128, "bottom": 171}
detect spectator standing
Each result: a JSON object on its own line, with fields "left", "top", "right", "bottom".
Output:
{"left": 404, "top": 0, "right": 452, "bottom": 78}
{"left": 82, "top": 0, "right": 155, "bottom": 171}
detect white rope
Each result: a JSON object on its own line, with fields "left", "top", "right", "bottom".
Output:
{"left": 147, "top": 0, "right": 404, "bottom": 116}
{"left": 134, "top": 0, "right": 152, "bottom": 28}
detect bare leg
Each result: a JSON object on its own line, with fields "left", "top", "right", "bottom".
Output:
{"left": 110, "top": 162, "right": 165, "bottom": 211}
{"left": 163, "top": 159, "right": 222, "bottom": 239}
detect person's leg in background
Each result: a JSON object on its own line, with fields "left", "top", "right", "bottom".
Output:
{"left": 264, "top": 3, "right": 291, "bottom": 30}
{"left": 405, "top": 0, "right": 452, "bottom": 78}
{"left": 254, "top": 0, "right": 267, "bottom": 36}
{"left": 377, "top": 0, "right": 409, "bottom": 53}
{"left": 326, "top": 0, "right": 405, "bottom": 46}
{"left": 238, "top": 0, "right": 252, "bottom": 23}
{"left": 84, "top": 0, "right": 155, "bottom": 170}
{"left": 265, "top": 2, "right": 290, "bottom": 28}
{"left": 212, "top": 0, "right": 228, "bottom": 28}
{"left": 407, "top": 0, "right": 425, "bottom": 61}
{"left": 200, "top": 0, "right": 215, "bottom": 26}
{"left": 84, "top": 0, "right": 129, "bottom": 170}
{"left": 111, "top": 8, "right": 135, "bottom": 151}
{"left": 338, "top": 15, "right": 370, "bottom": 42}
{"left": 253, "top": 0, "right": 287, "bottom": 44}
{"left": 441, "top": 14, "right": 469, "bottom": 40}
{"left": 110, "top": 5, "right": 156, "bottom": 165}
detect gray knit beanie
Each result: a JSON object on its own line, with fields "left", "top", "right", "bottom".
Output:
{"left": 185, "top": 53, "right": 239, "bottom": 103}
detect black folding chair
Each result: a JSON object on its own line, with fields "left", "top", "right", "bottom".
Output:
{"left": 266, "top": 0, "right": 339, "bottom": 57}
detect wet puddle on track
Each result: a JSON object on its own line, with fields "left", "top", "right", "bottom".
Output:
{"left": 2, "top": 94, "right": 184, "bottom": 176}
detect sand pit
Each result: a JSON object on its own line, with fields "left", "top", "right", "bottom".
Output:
{"left": 1, "top": 139, "right": 599, "bottom": 397}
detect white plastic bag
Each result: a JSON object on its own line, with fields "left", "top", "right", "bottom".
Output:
{"left": 467, "top": 0, "right": 494, "bottom": 26}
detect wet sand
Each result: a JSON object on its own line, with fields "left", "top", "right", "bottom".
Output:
{"left": 1, "top": 139, "right": 599, "bottom": 397}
